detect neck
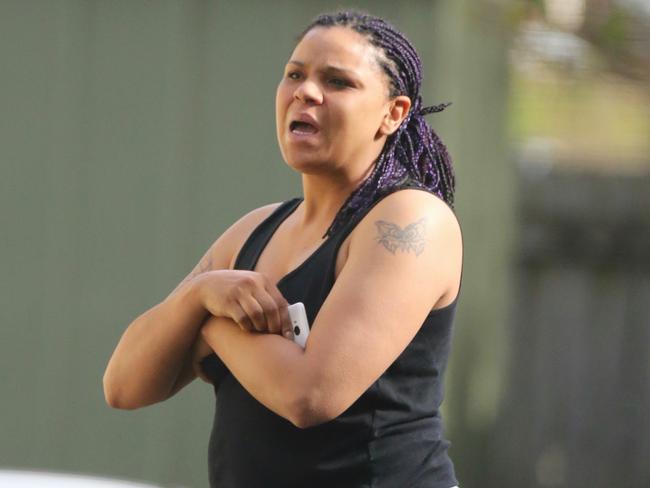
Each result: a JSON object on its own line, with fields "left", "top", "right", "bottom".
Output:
{"left": 295, "top": 159, "right": 377, "bottom": 238}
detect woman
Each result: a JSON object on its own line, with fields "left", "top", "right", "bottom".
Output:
{"left": 103, "top": 10, "right": 463, "bottom": 488}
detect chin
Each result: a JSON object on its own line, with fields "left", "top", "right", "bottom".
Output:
{"left": 283, "top": 154, "right": 333, "bottom": 175}
{"left": 285, "top": 159, "right": 326, "bottom": 175}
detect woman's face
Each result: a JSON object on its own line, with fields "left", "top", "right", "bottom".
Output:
{"left": 275, "top": 26, "right": 399, "bottom": 175}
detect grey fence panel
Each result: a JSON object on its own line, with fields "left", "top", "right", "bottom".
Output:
{"left": 487, "top": 169, "right": 650, "bottom": 488}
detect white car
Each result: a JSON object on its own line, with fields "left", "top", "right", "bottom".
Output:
{"left": 0, "top": 470, "right": 165, "bottom": 488}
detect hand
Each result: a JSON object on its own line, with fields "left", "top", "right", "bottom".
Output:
{"left": 194, "top": 270, "right": 293, "bottom": 339}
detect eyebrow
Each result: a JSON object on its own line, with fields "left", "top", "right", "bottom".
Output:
{"left": 287, "top": 59, "right": 357, "bottom": 76}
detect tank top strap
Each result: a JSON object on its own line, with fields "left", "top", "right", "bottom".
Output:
{"left": 233, "top": 197, "right": 302, "bottom": 271}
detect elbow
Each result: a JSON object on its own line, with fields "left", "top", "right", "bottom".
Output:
{"left": 103, "top": 378, "right": 128, "bottom": 410}
{"left": 288, "top": 389, "right": 336, "bottom": 429}
{"left": 105, "top": 396, "right": 134, "bottom": 410}
{"left": 102, "top": 372, "right": 144, "bottom": 411}
{"left": 104, "top": 390, "right": 137, "bottom": 410}
{"left": 103, "top": 388, "right": 144, "bottom": 410}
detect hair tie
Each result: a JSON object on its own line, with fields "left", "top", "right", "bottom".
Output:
{"left": 418, "top": 101, "right": 452, "bottom": 116}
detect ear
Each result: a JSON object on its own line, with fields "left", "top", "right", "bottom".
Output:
{"left": 378, "top": 96, "right": 412, "bottom": 137}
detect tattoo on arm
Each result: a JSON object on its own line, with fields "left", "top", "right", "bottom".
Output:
{"left": 195, "top": 254, "right": 213, "bottom": 275}
{"left": 374, "top": 218, "right": 427, "bottom": 256}
{"left": 169, "top": 252, "right": 214, "bottom": 296}
{"left": 186, "top": 253, "right": 214, "bottom": 282}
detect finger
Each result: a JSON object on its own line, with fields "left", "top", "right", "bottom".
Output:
{"left": 255, "top": 289, "right": 284, "bottom": 335}
{"left": 266, "top": 286, "right": 292, "bottom": 340}
{"left": 231, "top": 301, "right": 255, "bottom": 332}
{"left": 280, "top": 303, "right": 293, "bottom": 341}
{"left": 238, "top": 297, "right": 267, "bottom": 332}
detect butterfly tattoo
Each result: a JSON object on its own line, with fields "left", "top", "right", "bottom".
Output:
{"left": 374, "top": 218, "right": 427, "bottom": 256}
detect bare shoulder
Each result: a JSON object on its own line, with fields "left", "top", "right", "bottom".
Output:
{"left": 204, "top": 200, "right": 286, "bottom": 272}
{"left": 165, "top": 201, "right": 285, "bottom": 299}
{"left": 224, "top": 201, "right": 286, "bottom": 269}
{"left": 351, "top": 188, "right": 462, "bottom": 250}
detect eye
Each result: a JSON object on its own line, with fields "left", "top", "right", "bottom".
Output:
{"left": 287, "top": 71, "right": 301, "bottom": 80}
{"left": 328, "top": 78, "right": 349, "bottom": 88}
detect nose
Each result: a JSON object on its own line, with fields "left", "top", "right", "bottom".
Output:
{"left": 294, "top": 80, "right": 323, "bottom": 105}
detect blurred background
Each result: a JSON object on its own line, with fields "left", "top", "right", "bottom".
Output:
{"left": 1, "top": 0, "right": 648, "bottom": 487}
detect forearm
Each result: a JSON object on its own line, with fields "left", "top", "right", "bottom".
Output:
{"left": 201, "top": 315, "right": 317, "bottom": 427}
{"left": 103, "top": 278, "right": 209, "bottom": 409}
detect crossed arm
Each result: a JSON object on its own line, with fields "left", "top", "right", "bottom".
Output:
{"left": 200, "top": 190, "right": 462, "bottom": 429}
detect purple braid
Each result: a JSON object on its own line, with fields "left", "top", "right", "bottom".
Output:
{"left": 295, "top": 10, "right": 456, "bottom": 238}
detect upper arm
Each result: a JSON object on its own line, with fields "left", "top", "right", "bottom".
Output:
{"left": 301, "top": 190, "right": 462, "bottom": 423}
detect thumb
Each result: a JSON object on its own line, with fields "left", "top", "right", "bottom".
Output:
{"left": 281, "top": 305, "right": 294, "bottom": 340}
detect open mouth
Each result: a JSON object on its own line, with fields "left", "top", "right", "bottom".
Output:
{"left": 289, "top": 121, "right": 319, "bottom": 135}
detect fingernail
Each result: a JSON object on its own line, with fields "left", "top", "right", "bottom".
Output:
{"left": 284, "top": 330, "right": 293, "bottom": 340}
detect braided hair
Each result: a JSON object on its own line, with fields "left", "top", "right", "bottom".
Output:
{"left": 294, "top": 10, "right": 456, "bottom": 239}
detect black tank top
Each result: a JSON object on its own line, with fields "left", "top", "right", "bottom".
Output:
{"left": 200, "top": 182, "right": 461, "bottom": 488}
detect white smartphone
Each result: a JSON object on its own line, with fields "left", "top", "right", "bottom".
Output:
{"left": 287, "top": 302, "right": 310, "bottom": 348}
